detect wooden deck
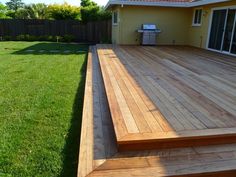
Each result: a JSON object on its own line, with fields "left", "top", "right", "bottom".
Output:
{"left": 97, "top": 44, "right": 236, "bottom": 151}
{"left": 78, "top": 45, "right": 236, "bottom": 177}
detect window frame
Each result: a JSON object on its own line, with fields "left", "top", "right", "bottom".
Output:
{"left": 192, "top": 8, "right": 203, "bottom": 26}
{"left": 112, "top": 11, "right": 118, "bottom": 26}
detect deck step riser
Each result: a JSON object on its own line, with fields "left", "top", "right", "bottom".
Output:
{"left": 118, "top": 136, "right": 236, "bottom": 151}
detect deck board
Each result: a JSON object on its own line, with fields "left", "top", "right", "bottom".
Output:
{"left": 122, "top": 46, "right": 236, "bottom": 125}
{"left": 78, "top": 45, "right": 236, "bottom": 177}
{"left": 96, "top": 44, "right": 236, "bottom": 151}
{"left": 78, "top": 47, "right": 94, "bottom": 177}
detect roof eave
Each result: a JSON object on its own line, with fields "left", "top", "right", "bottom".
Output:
{"left": 105, "top": 0, "right": 231, "bottom": 10}
{"left": 105, "top": 1, "right": 189, "bottom": 10}
{"left": 189, "top": 0, "right": 231, "bottom": 7}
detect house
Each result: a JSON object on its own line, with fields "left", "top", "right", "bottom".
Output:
{"left": 105, "top": 0, "right": 236, "bottom": 56}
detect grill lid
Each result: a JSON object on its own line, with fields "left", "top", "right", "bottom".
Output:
{"left": 137, "top": 24, "right": 161, "bottom": 33}
{"left": 142, "top": 24, "right": 157, "bottom": 30}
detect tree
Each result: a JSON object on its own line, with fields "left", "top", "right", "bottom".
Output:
{"left": 98, "top": 7, "right": 112, "bottom": 21}
{"left": 29, "top": 3, "right": 47, "bottom": 19}
{"left": 27, "top": 3, "right": 47, "bottom": 19}
{"left": 14, "top": 3, "right": 47, "bottom": 19}
{"left": 6, "top": 0, "right": 24, "bottom": 11}
{"left": 14, "top": 7, "right": 28, "bottom": 19}
{"left": 80, "top": 0, "right": 111, "bottom": 23}
{"left": 80, "top": 0, "right": 97, "bottom": 7}
{"left": 46, "top": 3, "right": 81, "bottom": 20}
{"left": 0, "top": 3, "right": 11, "bottom": 19}
{"left": 80, "top": 5, "right": 99, "bottom": 22}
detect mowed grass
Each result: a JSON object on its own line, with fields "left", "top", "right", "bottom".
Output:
{"left": 0, "top": 42, "right": 87, "bottom": 177}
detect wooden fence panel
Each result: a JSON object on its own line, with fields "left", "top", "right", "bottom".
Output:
{"left": 0, "top": 19, "right": 111, "bottom": 43}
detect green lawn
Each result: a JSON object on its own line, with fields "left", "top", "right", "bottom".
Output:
{"left": 0, "top": 42, "right": 87, "bottom": 177}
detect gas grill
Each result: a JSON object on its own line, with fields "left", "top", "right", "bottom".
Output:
{"left": 137, "top": 24, "right": 161, "bottom": 45}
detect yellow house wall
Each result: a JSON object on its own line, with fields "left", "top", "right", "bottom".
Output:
{"left": 111, "top": 6, "right": 121, "bottom": 44}
{"left": 116, "top": 6, "right": 192, "bottom": 45}
{"left": 112, "top": 1, "right": 236, "bottom": 48}
{"left": 188, "top": 1, "right": 236, "bottom": 49}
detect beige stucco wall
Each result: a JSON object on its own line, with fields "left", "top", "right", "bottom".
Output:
{"left": 111, "top": 1, "right": 236, "bottom": 48}
{"left": 112, "top": 6, "right": 192, "bottom": 45}
{"left": 188, "top": 1, "right": 236, "bottom": 49}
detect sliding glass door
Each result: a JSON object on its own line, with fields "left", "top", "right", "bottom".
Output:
{"left": 208, "top": 10, "right": 227, "bottom": 50}
{"left": 231, "top": 26, "right": 236, "bottom": 54}
{"left": 208, "top": 8, "right": 236, "bottom": 55}
{"left": 222, "top": 10, "right": 236, "bottom": 52}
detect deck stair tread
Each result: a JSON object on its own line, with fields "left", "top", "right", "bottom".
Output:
{"left": 96, "top": 44, "right": 236, "bottom": 151}
{"left": 78, "top": 45, "right": 236, "bottom": 177}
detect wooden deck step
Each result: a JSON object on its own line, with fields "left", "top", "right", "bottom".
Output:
{"left": 96, "top": 44, "right": 236, "bottom": 151}
{"left": 78, "top": 45, "right": 236, "bottom": 177}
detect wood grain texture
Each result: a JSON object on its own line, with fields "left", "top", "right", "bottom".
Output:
{"left": 78, "top": 46, "right": 117, "bottom": 177}
{"left": 96, "top": 44, "right": 236, "bottom": 151}
{"left": 78, "top": 47, "right": 94, "bottom": 177}
{"left": 78, "top": 45, "right": 236, "bottom": 177}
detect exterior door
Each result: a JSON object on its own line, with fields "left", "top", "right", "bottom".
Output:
{"left": 231, "top": 24, "right": 236, "bottom": 54}
{"left": 208, "top": 9, "right": 227, "bottom": 51}
{"left": 222, "top": 9, "right": 236, "bottom": 53}
{"left": 208, "top": 8, "right": 236, "bottom": 56}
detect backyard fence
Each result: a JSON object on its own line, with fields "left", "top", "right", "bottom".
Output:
{"left": 0, "top": 19, "right": 111, "bottom": 43}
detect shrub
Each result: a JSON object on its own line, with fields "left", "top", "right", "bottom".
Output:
{"left": 3, "top": 36, "right": 12, "bottom": 41}
{"left": 4, "top": 35, "right": 67, "bottom": 42}
{"left": 23, "top": 34, "right": 30, "bottom": 41}
{"left": 16, "top": 35, "right": 52, "bottom": 41}
{"left": 80, "top": 0, "right": 111, "bottom": 23}
{"left": 37, "top": 35, "right": 47, "bottom": 41}
{"left": 16, "top": 34, "right": 36, "bottom": 41}
{"left": 16, "top": 34, "right": 25, "bottom": 41}
{"left": 46, "top": 3, "right": 81, "bottom": 20}
{"left": 41, "top": 35, "right": 58, "bottom": 42}
{"left": 80, "top": 5, "right": 99, "bottom": 23}
{"left": 98, "top": 8, "right": 112, "bottom": 21}
{"left": 55, "top": 36, "right": 63, "bottom": 42}
{"left": 27, "top": 35, "right": 37, "bottom": 41}
{"left": 63, "top": 34, "right": 75, "bottom": 43}
{"left": 45, "top": 35, "right": 53, "bottom": 41}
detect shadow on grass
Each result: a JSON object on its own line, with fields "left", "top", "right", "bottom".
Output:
{"left": 8, "top": 41, "right": 88, "bottom": 176}
{"left": 11, "top": 42, "right": 87, "bottom": 55}
{"left": 60, "top": 55, "right": 87, "bottom": 177}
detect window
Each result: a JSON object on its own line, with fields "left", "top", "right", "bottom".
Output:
{"left": 113, "top": 11, "right": 118, "bottom": 25}
{"left": 193, "top": 9, "right": 203, "bottom": 26}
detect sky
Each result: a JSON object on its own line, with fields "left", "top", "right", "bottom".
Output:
{"left": 0, "top": 0, "right": 107, "bottom": 6}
